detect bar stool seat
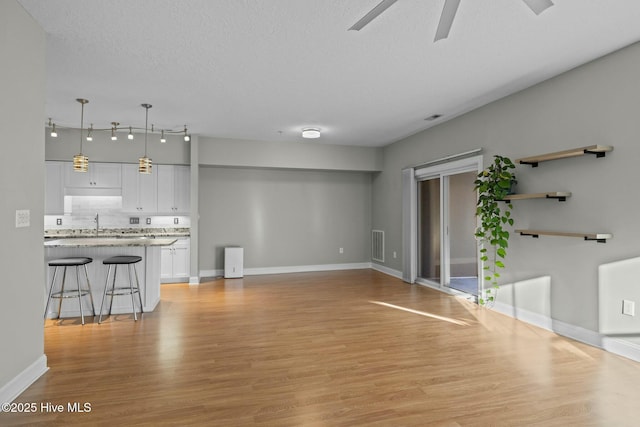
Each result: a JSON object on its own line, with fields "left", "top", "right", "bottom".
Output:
{"left": 45, "top": 257, "right": 96, "bottom": 325}
{"left": 99, "top": 255, "right": 144, "bottom": 323}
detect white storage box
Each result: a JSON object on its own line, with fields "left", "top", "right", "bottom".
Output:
{"left": 224, "top": 247, "right": 244, "bottom": 278}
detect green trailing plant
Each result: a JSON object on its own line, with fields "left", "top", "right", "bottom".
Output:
{"left": 474, "top": 155, "right": 517, "bottom": 306}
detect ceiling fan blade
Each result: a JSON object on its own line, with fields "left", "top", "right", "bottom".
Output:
{"left": 434, "top": 0, "right": 461, "bottom": 42}
{"left": 349, "top": 0, "right": 399, "bottom": 31}
{"left": 522, "top": 0, "right": 554, "bottom": 15}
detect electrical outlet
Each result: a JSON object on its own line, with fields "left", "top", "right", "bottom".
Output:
{"left": 56, "top": 218, "right": 62, "bottom": 225}
{"left": 174, "top": 217, "right": 179, "bottom": 224}
{"left": 393, "top": 251, "right": 397, "bottom": 259}
{"left": 146, "top": 218, "right": 151, "bottom": 225}
{"left": 129, "top": 217, "right": 140, "bottom": 224}
{"left": 15, "top": 209, "right": 30, "bottom": 228}
{"left": 623, "top": 300, "right": 635, "bottom": 316}
{"left": 339, "top": 247, "right": 344, "bottom": 254}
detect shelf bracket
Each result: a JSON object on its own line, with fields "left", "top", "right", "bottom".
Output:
{"left": 545, "top": 194, "right": 567, "bottom": 202}
{"left": 583, "top": 149, "right": 607, "bottom": 158}
{"left": 584, "top": 236, "right": 607, "bottom": 243}
{"left": 519, "top": 231, "right": 539, "bottom": 238}
{"left": 519, "top": 161, "right": 539, "bottom": 168}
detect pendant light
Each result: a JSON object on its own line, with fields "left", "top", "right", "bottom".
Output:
{"left": 73, "top": 98, "right": 89, "bottom": 172}
{"left": 138, "top": 103, "right": 152, "bottom": 174}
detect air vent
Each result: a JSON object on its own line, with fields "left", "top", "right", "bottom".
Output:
{"left": 372, "top": 230, "right": 385, "bottom": 263}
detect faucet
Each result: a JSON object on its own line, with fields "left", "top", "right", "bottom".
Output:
{"left": 95, "top": 213, "right": 99, "bottom": 236}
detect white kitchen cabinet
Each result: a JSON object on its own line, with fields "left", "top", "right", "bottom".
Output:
{"left": 121, "top": 163, "right": 157, "bottom": 212}
{"left": 64, "top": 162, "right": 121, "bottom": 188}
{"left": 161, "top": 237, "right": 190, "bottom": 283}
{"left": 45, "top": 161, "right": 65, "bottom": 214}
{"left": 157, "top": 165, "right": 190, "bottom": 213}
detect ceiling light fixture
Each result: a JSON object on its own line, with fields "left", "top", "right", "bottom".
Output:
{"left": 48, "top": 118, "right": 57, "bottom": 137}
{"left": 128, "top": 126, "right": 134, "bottom": 140}
{"left": 138, "top": 104, "right": 153, "bottom": 174}
{"left": 86, "top": 124, "right": 93, "bottom": 141}
{"left": 183, "top": 125, "right": 190, "bottom": 142}
{"left": 302, "top": 128, "right": 321, "bottom": 139}
{"left": 160, "top": 130, "right": 166, "bottom": 143}
{"left": 73, "top": 98, "right": 89, "bottom": 172}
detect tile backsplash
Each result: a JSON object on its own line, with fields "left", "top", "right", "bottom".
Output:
{"left": 45, "top": 196, "right": 190, "bottom": 231}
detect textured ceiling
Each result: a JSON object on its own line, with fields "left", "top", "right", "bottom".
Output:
{"left": 17, "top": 0, "right": 640, "bottom": 147}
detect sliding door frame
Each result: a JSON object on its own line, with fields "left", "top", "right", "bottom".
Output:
{"left": 403, "top": 155, "right": 483, "bottom": 294}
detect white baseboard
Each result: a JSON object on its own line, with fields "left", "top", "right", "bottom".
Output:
{"left": 370, "top": 263, "right": 402, "bottom": 279}
{"left": 493, "top": 301, "right": 640, "bottom": 363}
{"left": 200, "top": 262, "right": 372, "bottom": 279}
{"left": 188, "top": 276, "right": 200, "bottom": 285}
{"left": 0, "top": 355, "right": 48, "bottom": 404}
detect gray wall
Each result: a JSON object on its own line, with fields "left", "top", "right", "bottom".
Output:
{"left": 373, "top": 41, "right": 640, "bottom": 337}
{"left": 199, "top": 136, "right": 382, "bottom": 172}
{"left": 199, "top": 167, "right": 372, "bottom": 271}
{"left": 0, "top": 0, "right": 46, "bottom": 390}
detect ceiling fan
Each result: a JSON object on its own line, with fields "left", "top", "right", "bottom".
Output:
{"left": 349, "top": 0, "right": 554, "bottom": 41}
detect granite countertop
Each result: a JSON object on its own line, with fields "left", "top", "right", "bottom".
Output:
{"left": 44, "top": 237, "right": 178, "bottom": 248}
{"left": 44, "top": 227, "right": 190, "bottom": 239}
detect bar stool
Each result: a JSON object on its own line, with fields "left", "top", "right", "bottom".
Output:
{"left": 45, "top": 257, "right": 96, "bottom": 325}
{"left": 99, "top": 255, "right": 144, "bottom": 323}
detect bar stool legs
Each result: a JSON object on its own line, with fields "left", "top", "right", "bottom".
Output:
{"left": 45, "top": 257, "right": 96, "bottom": 325}
{"left": 99, "top": 255, "right": 144, "bottom": 323}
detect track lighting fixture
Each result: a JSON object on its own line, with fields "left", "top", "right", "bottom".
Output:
{"left": 73, "top": 98, "right": 89, "bottom": 172}
{"left": 46, "top": 100, "right": 190, "bottom": 169}
{"left": 138, "top": 104, "right": 152, "bottom": 174}
{"left": 111, "top": 122, "right": 119, "bottom": 141}
{"left": 48, "top": 118, "right": 57, "bottom": 137}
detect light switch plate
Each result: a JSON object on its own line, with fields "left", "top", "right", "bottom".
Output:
{"left": 15, "top": 209, "right": 30, "bottom": 228}
{"left": 146, "top": 218, "right": 151, "bottom": 225}
{"left": 130, "top": 217, "right": 140, "bottom": 224}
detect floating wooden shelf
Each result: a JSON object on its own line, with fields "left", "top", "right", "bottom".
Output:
{"left": 516, "top": 229, "right": 612, "bottom": 243}
{"left": 515, "top": 145, "right": 613, "bottom": 167}
{"left": 501, "top": 192, "right": 571, "bottom": 202}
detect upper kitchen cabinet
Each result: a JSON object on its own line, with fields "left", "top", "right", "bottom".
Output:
{"left": 157, "top": 165, "right": 190, "bottom": 213}
{"left": 45, "top": 161, "right": 65, "bottom": 214}
{"left": 64, "top": 162, "right": 121, "bottom": 189}
{"left": 121, "top": 163, "right": 158, "bottom": 212}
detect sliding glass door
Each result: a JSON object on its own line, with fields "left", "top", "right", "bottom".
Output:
{"left": 414, "top": 158, "right": 480, "bottom": 296}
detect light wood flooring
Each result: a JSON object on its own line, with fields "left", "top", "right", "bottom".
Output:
{"left": 3, "top": 269, "right": 640, "bottom": 426}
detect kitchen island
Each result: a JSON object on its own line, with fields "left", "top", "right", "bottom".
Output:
{"left": 44, "top": 237, "right": 177, "bottom": 319}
